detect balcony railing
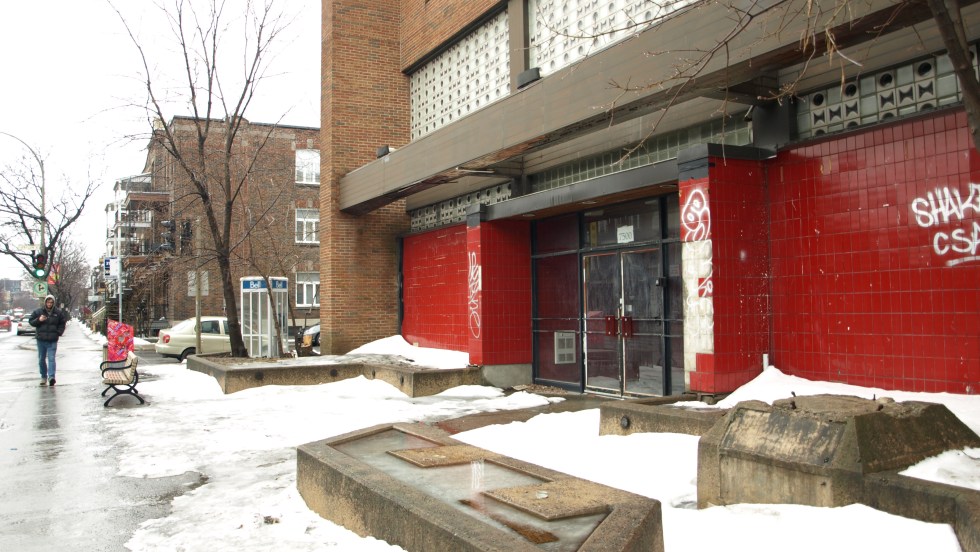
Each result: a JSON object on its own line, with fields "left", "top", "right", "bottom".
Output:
{"left": 126, "top": 240, "right": 172, "bottom": 257}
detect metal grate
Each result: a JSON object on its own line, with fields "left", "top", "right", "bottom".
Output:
{"left": 554, "top": 331, "right": 577, "bottom": 364}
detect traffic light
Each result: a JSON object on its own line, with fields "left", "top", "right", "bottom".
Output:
{"left": 31, "top": 252, "right": 48, "bottom": 279}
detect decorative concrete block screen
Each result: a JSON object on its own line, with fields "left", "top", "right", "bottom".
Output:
{"left": 409, "top": 183, "right": 513, "bottom": 233}
{"left": 796, "top": 45, "right": 979, "bottom": 139}
{"left": 409, "top": 10, "right": 510, "bottom": 140}
{"left": 529, "top": 0, "right": 692, "bottom": 77}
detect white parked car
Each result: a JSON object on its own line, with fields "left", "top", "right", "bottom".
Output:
{"left": 16, "top": 317, "right": 35, "bottom": 336}
{"left": 155, "top": 316, "right": 231, "bottom": 361}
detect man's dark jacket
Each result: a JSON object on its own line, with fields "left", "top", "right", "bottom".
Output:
{"left": 29, "top": 305, "right": 68, "bottom": 343}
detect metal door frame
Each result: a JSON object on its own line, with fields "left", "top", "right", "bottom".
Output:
{"left": 582, "top": 246, "right": 667, "bottom": 397}
{"left": 530, "top": 194, "right": 683, "bottom": 395}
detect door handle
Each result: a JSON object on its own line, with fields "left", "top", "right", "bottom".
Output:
{"left": 605, "top": 316, "right": 617, "bottom": 336}
{"left": 621, "top": 316, "right": 634, "bottom": 338}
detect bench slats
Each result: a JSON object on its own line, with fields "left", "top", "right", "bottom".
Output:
{"left": 100, "top": 353, "right": 145, "bottom": 407}
{"left": 102, "top": 367, "right": 134, "bottom": 385}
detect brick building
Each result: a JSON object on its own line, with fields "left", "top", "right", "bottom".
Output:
{"left": 107, "top": 116, "right": 321, "bottom": 342}
{"left": 319, "top": 0, "right": 980, "bottom": 397}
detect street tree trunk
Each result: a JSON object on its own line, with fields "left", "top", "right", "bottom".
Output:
{"left": 927, "top": 0, "right": 980, "bottom": 152}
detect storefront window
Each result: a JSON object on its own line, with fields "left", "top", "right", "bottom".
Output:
{"left": 533, "top": 253, "right": 580, "bottom": 384}
{"left": 583, "top": 201, "right": 661, "bottom": 248}
{"left": 533, "top": 214, "right": 579, "bottom": 254}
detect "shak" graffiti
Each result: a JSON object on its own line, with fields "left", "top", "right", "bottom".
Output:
{"left": 911, "top": 183, "right": 980, "bottom": 267}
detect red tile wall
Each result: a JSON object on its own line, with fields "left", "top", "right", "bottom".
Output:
{"left": 683, "top": 159, "right": 771, "bottom": 394}
{"left": 769, "top": 110, "right": 980, "bottom": 394}
{"left": 709, "top": 158, "right": 771, "bottom": 391}
{"left": 402, "top": 225, "right": 469, "bottom": 351}
{"left": 466, "top": 220, "right": 533, "bottom": 365}
{"left": 401, "top": 219, "right": 533, "bottom": 366}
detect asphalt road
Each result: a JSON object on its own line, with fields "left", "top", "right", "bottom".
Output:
{"left": 0, "top": 323, "right": 201, "bottom": 551}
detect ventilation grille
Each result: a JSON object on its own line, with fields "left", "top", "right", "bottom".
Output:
{"left": 554, "top": 331, "right": 577, "bottom": 365}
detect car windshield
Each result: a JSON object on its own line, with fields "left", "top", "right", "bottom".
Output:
{"left": 171, "top": 319, "right": 197, "bottom": 332}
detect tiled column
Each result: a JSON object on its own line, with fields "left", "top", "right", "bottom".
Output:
{"left": 678, "top": 145, "right": 771, "bottom": 395}
{"left": 465, "top": 208, "right": 533, "bottom": 385}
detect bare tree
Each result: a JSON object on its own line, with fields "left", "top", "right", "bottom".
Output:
{"left": 925, "top": 0, "right": 980, "bottom": 150}
{"left": 47, "top": 239, "right": 91, "bottom": 313}
{"left": 236, "top": 185, "right": 308, "bottom": 357}
{"left": 111, "top": 0, "right": 294, "bottom": 357}
{"left": 0, "top": 133, "right": 98, "bottom": 281}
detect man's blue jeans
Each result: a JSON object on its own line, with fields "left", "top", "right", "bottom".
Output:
{"left": 38, "top": 340, "right": 57, "bottom": 380}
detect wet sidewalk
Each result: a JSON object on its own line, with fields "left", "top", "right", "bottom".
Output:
{"left": 0, "top": 323, "right": 199, "bottom": 551}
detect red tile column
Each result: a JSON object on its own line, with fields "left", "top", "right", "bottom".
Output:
{"left": 678, "top": 146, "right": 771, "bottom": 396}
{"left": 465, "top": 210, "right": 532, "bottom": 378}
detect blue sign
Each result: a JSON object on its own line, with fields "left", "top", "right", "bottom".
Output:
{"left": 242, "top": 279, "right": 266, "bottom": 290}
{"left": 241, "top": 277, "right": 288, "bottom": 291}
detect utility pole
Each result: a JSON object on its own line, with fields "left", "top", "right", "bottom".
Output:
{"left": 195, "top": 217, "right": 202, "bottom": 354}
{"left": 116, "top": 198, "right": 123, "bottom": 325}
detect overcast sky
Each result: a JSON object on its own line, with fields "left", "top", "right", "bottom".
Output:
{"left": 0, "top": 0, "right": 320, "bottom": 280}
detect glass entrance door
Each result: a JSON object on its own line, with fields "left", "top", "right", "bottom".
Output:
{"left": 583, "top": 247, "right": 666, "bottom": 396}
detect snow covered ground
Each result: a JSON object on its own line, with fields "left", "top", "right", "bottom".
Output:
{"left": 97, "top": 330, "right": 977, "bottom": 551}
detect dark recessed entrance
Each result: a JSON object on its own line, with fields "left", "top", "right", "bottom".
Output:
{"left": 532, "top": 194, "right": 684, "bottom": 397}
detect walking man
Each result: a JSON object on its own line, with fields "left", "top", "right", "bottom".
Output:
{"left": 29, "top": 294, "right": 68, "bottom": 386}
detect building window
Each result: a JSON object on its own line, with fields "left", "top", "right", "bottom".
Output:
{"left": 295, "top": 208, "right": 319, "bottom": 243}
{"left": 295, "top": 149, "right": 320, "bottom": 185}
{"left": 296, "top": 272, "right": 320, "bottom": 307}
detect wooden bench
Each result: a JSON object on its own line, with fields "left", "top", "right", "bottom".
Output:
{"left": 100, "top": 352, "right": 145, "bottom": 407}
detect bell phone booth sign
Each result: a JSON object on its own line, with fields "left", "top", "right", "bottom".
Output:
{"left": 240, "top": 276, "right": 288, "bottom": 358}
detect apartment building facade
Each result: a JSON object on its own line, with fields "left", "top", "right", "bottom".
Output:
{"left": 319, "top": 0, "right": 980, "bottom": 396}
{"left": 106, "top": 117, "right": 321, "bottom": 341}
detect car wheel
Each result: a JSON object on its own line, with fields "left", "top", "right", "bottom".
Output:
{"left": 313, "top": 333, "right": 320, "bottom": 346}
{"left": 179, "top": 348, "right": 196, "bottom": 362}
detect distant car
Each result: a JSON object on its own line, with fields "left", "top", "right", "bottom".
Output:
{"left": 16, "top": 317, "right": 35, "bottom": 336}
{"left": 0, "top": 315, "right": 11, "bottom": 332}
{"left": 155, "top": 316, "right": 231, "bottom": 361}
{"left": 303, "top": 324, "right": 320, "bottom": 347}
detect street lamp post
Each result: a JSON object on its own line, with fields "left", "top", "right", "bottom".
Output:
{"left": 116, "top": 200, "right": 123, "bottom": 325}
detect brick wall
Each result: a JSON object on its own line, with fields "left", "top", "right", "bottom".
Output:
{"left": 400, "top": 0, "right": 503, "bottom": 69}
{"left": 145, "top": 119, "right": 320, "bottom": 330}
{"left": 321, "top": 0, "right": 412, "bottom": 354}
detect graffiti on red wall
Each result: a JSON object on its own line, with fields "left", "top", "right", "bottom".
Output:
{"left": 468, "top": 251, "right": 482, "bottom": 338}
{"left": 680, "top": 183, "right": 715, "bottom": 350}
{"left": 911, "top": 183, "right": 980, "bottom": 267}
{"left": 681, "top": 188, "right": 711, "bottom": 242}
